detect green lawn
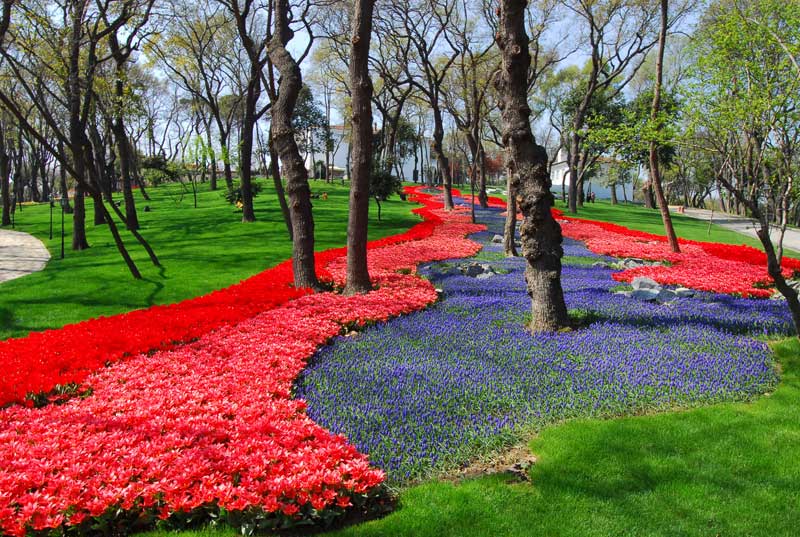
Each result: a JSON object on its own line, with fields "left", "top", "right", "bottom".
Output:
{"left": 134, "top": 197, "right": 800, "bottom": 537}
{"left": 558, "top": 199, "right": 790, "bottom": 252}
{"left": 0, "top": 180, "right": 419, "bottom": 340}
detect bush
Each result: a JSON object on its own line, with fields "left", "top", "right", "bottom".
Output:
{"left": 224, "top": 181, "right": 263, "bottom": 206}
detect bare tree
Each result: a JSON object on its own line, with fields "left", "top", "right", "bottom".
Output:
{"left": 497, "top": 0, "right": 569, "bottom": 331}
{"left": 269, "top": 0, "right": 320, "bottom": 289}
{"left": 560, "top": 0, "right": 660, "bottom": 213}
{"left": 344, "top": 0, "right": 376, "bottom": 294}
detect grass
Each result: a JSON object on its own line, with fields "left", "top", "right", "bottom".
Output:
{"left": 0, "top": 180, "right": 419, "bottom": 339}
{"left": 132, "top": 198, "right": 800, "bottom": 537}
{"left": 560, "top": 200, "right": 800, "bottom": 258}
{"left": 315, "top": 338, "right": 799, "bottom": 537}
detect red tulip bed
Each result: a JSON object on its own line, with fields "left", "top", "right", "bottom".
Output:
{"left": 0, "top": 186, "right": 483, "bottom": 536}
{"left": 458, "top": 186, "right": 798, "bottom": 296}
{"left": 558, "top": 217, "right": 800, "bottom": 297}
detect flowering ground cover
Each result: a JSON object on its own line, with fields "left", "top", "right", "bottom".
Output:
{"left": 0, "top": 187, "right": 484, "bottom": 536}
{"left": 558, "top": 216, "right": 800, "bottom": 297}
{"left": 297, "top": 205, "right": 789, "bottom": 484}
{"left": 0, "top": 188, "right": 468, "bottom": 409}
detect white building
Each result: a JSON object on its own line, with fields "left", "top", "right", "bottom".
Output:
{"left": 301, "top": 125, "right": 431, "bottom": 183}
{"left": 549, "top": 148, "right": 633, "bottom": 201}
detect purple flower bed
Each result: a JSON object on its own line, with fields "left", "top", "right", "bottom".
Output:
{"left": 296, "top": 207, "right": 787, "bottom": 484}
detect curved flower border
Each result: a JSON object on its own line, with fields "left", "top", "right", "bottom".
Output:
{"left": 0, "top": 187, "right": 484, "bottom": 536}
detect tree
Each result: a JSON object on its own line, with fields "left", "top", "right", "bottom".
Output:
{"left": 269, "top": 0, "right": 320, "bottom": 289}
{"left": 686, "top": 0, "right": 800, "bottom": 335}
{"left": 150, "top": 2, "right": 241, "bottom": 191}
{"left": 213, "top": 0, "right": 276, "bottom": 223}
{"left": 560, "top": 0, "right": 661, "bottom": 214}
{"left": 496, "top": 0, "right": 569, "bottom": 332}
{"left": 392, "top": 0, "right": 460, "bottom": 210}
{"left": 648, "top": 0, "right": 679, "bottom": 252}
{"left": 344, "top": 0, "right": 376, "bottom": 295}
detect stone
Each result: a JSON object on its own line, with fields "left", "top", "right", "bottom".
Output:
{"left": 475, "top": 272, "right": 494, "bottom": 280}
{"left": 622, "top": 257, "right": 646, "bottom": 268}
{"left": 631, "top": 277, "right": 661, "bottom": 291}
{"left": 674, "top": 287, "right": 695, "bottom": 298}
{"left": 631, "top": 289, "right": 660, "bottom": 301}
{"left": 492, "top": 234, "right": 504, "bottom": 243}
{"left": 656, "top": 289, "right": 678, "bottom": 303}
{"left": 460, "top": 262, "right": 494, "bottom": 278}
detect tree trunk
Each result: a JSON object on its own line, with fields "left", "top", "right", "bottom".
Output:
{"left": 611, "top": 182, "right": 618, "bottom": 204}
{"left": 504, "top": 173, "right": 518, "bottom": 257}
{"left": 0, "top": 133, "right": 10, "bottom": 226}
{"left": 649, "top": 0, "right": 680, "bottom": 253}
{"left": 567, "top": 132, "right": 580, "bottom": 213}
{"left": 220, "top": 133, "right": 234, "bottom": 190}
{"left": 344, "top": 0, "right": 376, "bottom": 295}
{"left": 113, "top": 113, "right": 140, "bottom": 230}
{"left": 72, "top": 184, "right": 89, "bottom": 250}
{"left": 57, "top": 141, "right": 73, "bottom": 213}
{"left": 479, "top": 142, "right": 489, "bottom": 208}
{"left": 238, "top": 68, "right": 260, "bottom": 223}
{"left": 269, "top": 0, "right": 320, "bottom": 290}
{"left": 497, "top": 0, "right": 569, "bottom": 332}
{"left": 68, "top": 3, "right": 89, "bottom": 249}
{"left": 431, "top": 105, "right": 454, "bottom": 209}
{"left": 269, "top": 133, "right": 293, "bottom": 240}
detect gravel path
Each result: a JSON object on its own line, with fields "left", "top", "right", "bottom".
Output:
{"left": 0, "top": 229, "right": 51, "bottom": 284}
{"left": 680, "top": 207, "right": 800, "bottom": 252}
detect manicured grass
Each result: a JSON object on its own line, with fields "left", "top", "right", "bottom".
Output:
{"left": 0, "top": 181, "right": 419, "bottom": 339}
{"left": 134, "top": 200, "right": 800, "bottom": 537}
{"left": 317, "top": 338, "right": 799, "bottom": 537}
{"left": 559, "top": 199, "right": 766, "bottom": 246}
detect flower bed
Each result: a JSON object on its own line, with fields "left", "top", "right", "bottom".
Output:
{"left": 0, "top": 187, "right": 484, "bottom": 536}
{"left": 559, "top": 217, "right": 800, "bottom": 297}
{"left": 0, "top": 188, "right": 453, "bottom": 408}
{"left": 298, "top": 210, "right": 786, "bottom": 484}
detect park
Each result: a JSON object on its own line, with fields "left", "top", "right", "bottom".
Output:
{"left": 1, "top": 0, "right": 800, "bottom": 536}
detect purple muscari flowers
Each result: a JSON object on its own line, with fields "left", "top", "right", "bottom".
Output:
{"left": 295, "top": 205, "right": 786, "bottom": 484}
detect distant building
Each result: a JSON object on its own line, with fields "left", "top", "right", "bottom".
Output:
{"left": 549, "top": 148, "right": 633, "bottom": 201}
{"left": 301, "top": 125, "right": 431, "bottom": 182}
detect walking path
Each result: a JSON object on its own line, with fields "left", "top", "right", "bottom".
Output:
{"left": 678, "top": 208, "right": 800, "bottom": 253}
{"left": 0, "top": 229, "right": 50, "bottom": 284}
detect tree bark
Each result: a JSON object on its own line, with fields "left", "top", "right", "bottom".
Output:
{"left": 610, "top": 182, "right": 618, "bottom": 204}
{"left": 431, "top": 105, "right": 454, "bottom": 209}
{"left": 68, "top": 2, "right": 89, "bottom": 249}
{"left": 269, "top": 0, "right": 320, "bottom": 289}
{"left": 497, "top": 0, "right": 569, "bottom": 332}
{"left": 0, "top": 131, "right": 10, "bottom": 226}
{"left": 478, "top": 141, "right": 489, "bottom": 208}
{"left": 504, "top": 173, "right": 518, "bottom": 257}
{"left": 344, "top": 0, "right": 376, "bottom": 295}
{"left": 268, "top": 132, "right": 293, "bottom": 240}
{"left": 649, "top": 0, "right": 680, "bottom": 253}
{"left": 57, "top": 141, "right": 73, "bottom": 213}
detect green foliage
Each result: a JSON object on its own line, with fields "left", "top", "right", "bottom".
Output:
{"left": 370, "top": 169, "right": 403, "bottom": 201}
{"left": 294, "top": 85, "right": 328, "bottom": 156}
{"left": 588, "top": 88, "right": 680, "bottom": 169}
{"left": 223, "top": 181, "right": 263, "bottom": 206}
{"left": 0, "top": 182, "right": 419, "bottom": 339}
{"left": 140, "top": 157, "right": 183, "bottom": 186}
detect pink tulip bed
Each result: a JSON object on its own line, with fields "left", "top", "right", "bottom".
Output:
{"left": 0, "top": 187, "right": 483, "bottom": 536}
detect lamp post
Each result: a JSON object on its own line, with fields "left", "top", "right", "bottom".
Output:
{"left": 60, "top": 194, "right": 65, "bottom": 260}
{"left": 49, "top": 196, "right": 54, "bottom": 240}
